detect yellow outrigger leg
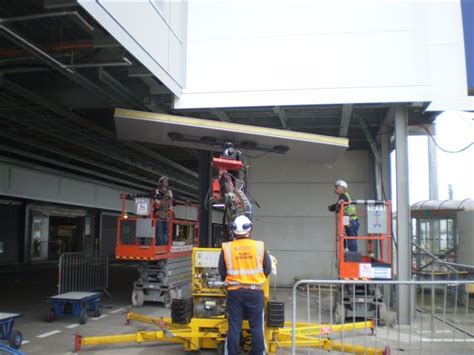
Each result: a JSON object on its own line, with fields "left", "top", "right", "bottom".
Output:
{"left": 75, "top": 311, "right": 389, "bottom": 355}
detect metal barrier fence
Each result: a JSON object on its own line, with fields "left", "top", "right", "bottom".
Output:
{"left": 292, "top": 280, "right": 474, "bottom": 354}
{"left": 58, "top": 252, "right": 109, "bottom": 295}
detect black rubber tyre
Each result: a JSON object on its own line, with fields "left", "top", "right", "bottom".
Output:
{"left": 131, "top": 289, "right": 144, "bottom": 307}
{"left": 79, "top": 308, "right": 88, "bottom": 325}
{"left": 94, "top": 303, "right": 102, "bottom": 318}
{"left": 9, "top": 330, "right": 23, "bottom": 349}
{"left": 46, "top": 307, "right": 56, "bottom": 322}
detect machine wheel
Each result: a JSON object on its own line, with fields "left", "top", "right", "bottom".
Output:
{"left": 132, "top": 289, "right": 144, "bottom": 307}
{"left": 46, "top": 307, "right": 56, "bottom": 322}
{"left": 9, "top": 330, "right": 23, "bottom": 349}
{"left": 94, "top": 303, "right": 102, "bottom": 317}
{"left": 163, "top": 293, "right": 172, "bottom": 308}
{"left": 79, "top": 308, "right": 88, "bottom": 325}
{"left": 334, "top": 302, "right": 345, "bottom": 324}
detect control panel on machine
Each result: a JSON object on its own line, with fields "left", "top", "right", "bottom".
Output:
{"left": 192, "top": 248, "right": 226, "bottom": 318}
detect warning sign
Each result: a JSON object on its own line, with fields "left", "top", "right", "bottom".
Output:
{"left": 359, "top": 263, "right": 375, "bottom": 278}
{"left": 373, "top": 267, "right": 391, "bottom": 279}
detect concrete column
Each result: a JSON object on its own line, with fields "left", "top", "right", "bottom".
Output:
{"left": 198, "top": 150, "right": 212, "bottom": 247}
{"left": 395, "top": 104, "right": 412, "bottom": 324}
{"left": 427, "top": 124, "right": 439, "bottom": 200}
{"left": 380, "top": 122, "right": 392, "bottom": 201}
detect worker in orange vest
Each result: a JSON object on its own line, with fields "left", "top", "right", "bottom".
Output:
{"left": 218, "top": 215, "right": 272, "bottom": 355}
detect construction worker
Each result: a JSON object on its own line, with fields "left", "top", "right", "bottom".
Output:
{"left": 154, "top": 176, "right": 174, "bottom": 245}
{"left": 328, "top": 180, "right": 360, "bottom": 252}
{"left": 218, "top": 215, "right": 272, "bottom": 355}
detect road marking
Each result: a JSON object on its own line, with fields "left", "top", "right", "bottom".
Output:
{"left": 92, "top": 315, "right": 108, "bottom": 320}
{"left": 66, "top": 324, "right": 80, "bottom": 329}
{"left": 417, "top": 330, "right": 452, "bottom": 334}
{"left": 21, "top": 340, "right": 30, "bottom": 345}
{"left": 422, "top": 338, "right": 474, "bottom": 342}
{"left": 109, "top": 308, "right": 125, "bottom": 314}
{"left": 37, "top": 330, "right": 61, "bottom": 338}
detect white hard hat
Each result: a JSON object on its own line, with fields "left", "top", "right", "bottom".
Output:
{"left": 232, "top": 215, "right": 253, "bottom": 235}
{"left": 335, "top": 180, "right": 348, "bottom": 189}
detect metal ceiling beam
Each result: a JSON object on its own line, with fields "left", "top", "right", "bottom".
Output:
{"left": 0, "top": 25, "right": 123, "bottom": 107}
{"left": 273, "top": 106, "right": 288, "bottom": 129}
{"left": 0, "top": 130, "right": 156, "bottom": 189}
{"left": 339, "top": 104, "right": 353, "bottom": 137}
{"left": 0, "top": 11, "right": 94, "bottom": 32}
{"left": 0, "top": 115, "right": 198, "bottom": 195}
{"left": 376, "top": 105, "right": 395, "bottom": 139}
{"left": 0, "top": 144, "right": 149, "bottom": 192}
{"left": 211, "top": 109, "right": 231, "bottom": 122}
{"left": 98, "top": 68, "right": 147, "bottom": 110}
{"left": 43, "top": 0, "right": 78, "bottom": 9}
{"left": 0, "top": 77, "right": 198, "bottom": 181}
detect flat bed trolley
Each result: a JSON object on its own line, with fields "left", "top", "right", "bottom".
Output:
{"left": 46, "top": 292, "right": 102, "bottom": 324}
{"left": 0, "top": 313, "right": 23, "bottom": 350}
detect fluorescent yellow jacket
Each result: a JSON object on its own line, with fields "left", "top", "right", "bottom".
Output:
{"left": 222, "top": 238, "right": 266, "bottom": 290}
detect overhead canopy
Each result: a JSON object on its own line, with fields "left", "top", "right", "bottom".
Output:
{"left": 114, "top": 108, "right": 348, "bottom": 164}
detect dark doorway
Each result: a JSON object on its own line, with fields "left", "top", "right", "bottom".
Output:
{"left": 48, "top": 216, "right": 85, "bottom": 261}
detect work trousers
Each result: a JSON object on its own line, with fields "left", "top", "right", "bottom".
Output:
{"left": 155, "top": 220, "right": 169, "bottom": 245}
{"left": 225, "top": 289, "right": 265, "bottom": 355}
{"left": 344, "top": 219, "right": 360, "bottom": 252}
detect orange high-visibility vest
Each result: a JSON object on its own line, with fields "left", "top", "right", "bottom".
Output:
{"left": 222, "top": 238, "right": 266, "bottom": 290}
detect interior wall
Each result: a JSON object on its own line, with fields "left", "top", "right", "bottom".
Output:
{"left": 0, "top": 161, "right": 135, "bottom": 211}
{"left": 249, "top": 151, "right": 370, "bottom": 285}
{"left": 457, "top": 210, "right": 474, "bottom": 266}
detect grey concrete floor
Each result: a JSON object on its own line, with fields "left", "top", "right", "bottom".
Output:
{"left": 1, "top": 266, "right": 474, "bottom": 354}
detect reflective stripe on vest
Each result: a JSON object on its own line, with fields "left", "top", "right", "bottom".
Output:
{"left": 222, "top": 239, "right": 266, "bottom": 286}
{"left": 343, "top": 192, "right": 358, "bottom": 219}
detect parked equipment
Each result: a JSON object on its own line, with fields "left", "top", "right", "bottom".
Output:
{"left": 46, "top": 292, "right": 102, "bottom": 324}
{"left": 335, "top": 200, "right": 393, "bottom": 323}
{"left": 116, "top": 193, "right": 199, "bottom": 307}
{"left": 0, "top": 313, "right": 23, "bottom": 350}
{"left": 75, "top": 248, "right": 389, "bottom": 354}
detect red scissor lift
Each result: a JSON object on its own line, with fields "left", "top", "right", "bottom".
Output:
{"left": 116, "top": 193, "right": 199, "bottom": 307}
{"left": 334, "top": 200, "right": 393, "bottom": 324}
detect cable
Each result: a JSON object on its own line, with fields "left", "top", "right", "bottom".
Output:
{"left": 242, "top": 151, "right": 270, "bottom": 159}
{"left": 418, "top": 124, "right": 473, "bottom": 153}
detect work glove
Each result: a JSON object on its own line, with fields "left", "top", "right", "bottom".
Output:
{"left": 269, "top": 254, "right": 278, "bottom": 275}
{"left": 328, "top": 204, "right": 338, "bottom": 212}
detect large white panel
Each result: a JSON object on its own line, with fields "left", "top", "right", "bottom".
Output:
{"left": 169, "top": 0, "right": 187, "bottom": 43}
{"left": 185, "top": 31, "right": 422, "bottom": 93}
{"left": 176, "top": 0, "right": 471, "bottom": 110}
{"left": 188, "top": 2, "right": 415, "bottom": 41}
{"left": 169, "top": 35, "right": 186, "bottom": 86}
{"left": 100, "top": 1, "right": 170, "bottom": 71}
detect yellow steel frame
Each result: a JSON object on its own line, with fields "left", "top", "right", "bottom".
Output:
{"left": 77, "top": 312, "right": 385, "bottom": 354}
{"left": 76, "top": 248, "right": 387, "bottom": 354}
